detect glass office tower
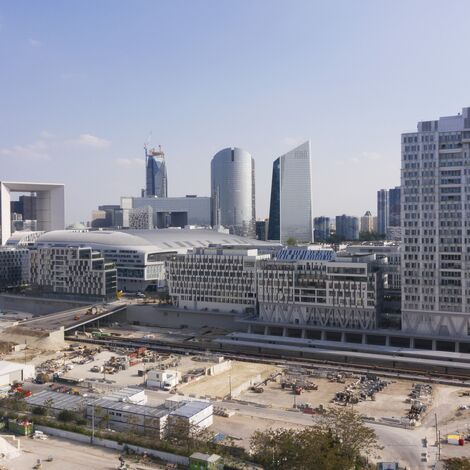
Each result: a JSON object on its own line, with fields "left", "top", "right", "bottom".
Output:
{"left": 211, "top": 147, "right": 256, "bottom": 238}
{"left": 388, "top": 186, "right": 401, "bottom": 228}
{"left": 268, "top": 141, "right": 313, "bottom": 244}
{"left": 377, "top": 189, "right": 389, "bottom": 236}
{"left": 145, "top": 147, "right": 167, "bottom": 198}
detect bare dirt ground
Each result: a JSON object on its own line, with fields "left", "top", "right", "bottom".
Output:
{"left": 211, "top": 414, "right": 306, "bottom": 449}
{"left": 353, "top": 379, "right": 413, "bottom": 419}
{"left": 237, "top": 376, "right": 413, "bottom": 419}
{"left": 178, "top": 361, "right": 277, "bottom": 399}
{"left": 0, "top": 433, "right": 165, "bottom": 470}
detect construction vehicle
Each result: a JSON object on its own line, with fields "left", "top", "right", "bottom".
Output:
{"left": 303, "top": 382, "right": 318, "bottom": 391}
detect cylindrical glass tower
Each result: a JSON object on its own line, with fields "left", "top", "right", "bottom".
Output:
{"left": 211, "top": 147, "right": 256, "bottom": 238}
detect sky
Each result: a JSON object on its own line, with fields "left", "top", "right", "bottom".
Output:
{"left": 1, "top": 0, "right": 470, "bottom": 224}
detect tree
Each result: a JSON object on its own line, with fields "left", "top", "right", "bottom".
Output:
{"left": 285, "top": 237, "right": 298, "bottom": 247}
{"left": 445, "top": 458, "right": 470, "bottom": 470}
{"left": 58, "top": 409, "right": 77, "bottom": 423}
{"left": 251, "top": 427, "right": 356, "bottom": 470}
{"left": 32, "top": 406, "right": 47, "bottom": 416}
{"left": 316, "top": 407, "right": 380, "bottom": 461}
{"left": 250, "top": 408, "right": 380, "bottom": 470}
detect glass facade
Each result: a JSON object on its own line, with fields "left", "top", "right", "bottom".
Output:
{"left": 267, "top": 158, "right": 280, "bottom": 240}
{"left": 377, "top": 189, "right": 389, "bottom": 236}
{"left": 268, "top": 141, "right": 313, "bottom": 244}
{"left": 211, "top": 147, "right": 256, "bottom": 238}
{"left": 335, "top": 215, "right": 359, "bottom": 241}
{"left": 145, "top": 148, "right": 167, "bottom": 198}
{"left": 314, "top": 216, "right": 330, "bottom": 241}
{"left": 388, "top": 186, "right": 401, "bottom": 227}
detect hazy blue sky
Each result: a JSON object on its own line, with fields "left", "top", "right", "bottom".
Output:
{"left": 1, "top": 0, "right": 469, "bottom": 223}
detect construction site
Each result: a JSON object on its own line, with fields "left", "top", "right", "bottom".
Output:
{"left": 2, "top": 310, "right": 470, "bottom": 468}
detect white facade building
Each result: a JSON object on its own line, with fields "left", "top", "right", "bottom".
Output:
{"left": 0, "top": 361, "right": 35, "bottom": 386}
{"left": 401, "top": 107, "right": 470, "bottom": 337}
{"left": 167, "top": 247, "right": 270, "bottom": 314}
{"left": 30, "top": 246, "right": 117, "bottom": 299}
{"left": 0, "top": 182, "right": 64, "bottom": 245}
{"left": 257, "top": 251, "right": 382, "bottom": 330}
{"left": 167, "top": 401, "right": 213, "bottom": 433}
{"left": 34, "top": 229, "right": 274, "bottom": 293}
{"left": 146, "top": 369, "right": 181, "bottom": 390}
{"left": 123, "top": 196, "right": 211, "bottom": 228}
{"left": 268, "top": 141, "right": 313, "bottom": 244}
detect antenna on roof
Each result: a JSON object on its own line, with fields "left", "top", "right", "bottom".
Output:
{"left": 144, "top": 132, "right": 152, "bottom": 159}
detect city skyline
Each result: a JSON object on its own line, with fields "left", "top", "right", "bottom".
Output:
{"left": 1, "top": 1, "right": 470, "bottom": 223}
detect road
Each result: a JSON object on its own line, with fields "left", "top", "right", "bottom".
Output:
{"left": 20, "top": 301, "right": 127, "bottom": 331}
{"left": 216, "top": 399, "right": 436, "bottom": 468}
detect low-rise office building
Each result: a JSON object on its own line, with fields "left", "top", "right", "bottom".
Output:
{"left": 34, "top": 229, "right": 274, "bottom": 292}
{"left": 30, "top": 246, "right": 117, "bottom": 299}
{"left": 88, "top": 398, "right": 170, "bottom": 438}
{"left": 167, "top": 248, "right": 270, "bottom": 314}
{"left": 122, "top": 195, "right": 211, "bottom": 228}
{"left": 257, "top": 249, "right": 383, "bottom": 330}
{"left": 167, "top": 401, "right": 213, "bottom": 434}
{"left": 0, "top": 247, "right": 30, "bottom": 290}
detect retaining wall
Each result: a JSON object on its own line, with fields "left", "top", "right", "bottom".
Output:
{"left": 0, "top": 294, "right": 89, "bottom": 316}
{"left": 230, "top": 373, "right": 262, "bottom": 398}
{"left": 126, "top": 305, "right": 241, "bottom": 330}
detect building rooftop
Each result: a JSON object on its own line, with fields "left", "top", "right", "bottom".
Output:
{"left": 25, "top": 390, "right": 86, "bottom": 411}
{"left": 105, "top": 387, "right": 144, "bottom": 402}
{"left": 0, "top": 361, "right": 32, "bottom": 374}
{"left": 90, "top": 398, "right": 169, "bottom": 418}
{"left": 170, "top": 400, "right": 212, "bottom": 418}
{"left": 35, "top": 228, "right": 277, "bottom": 254}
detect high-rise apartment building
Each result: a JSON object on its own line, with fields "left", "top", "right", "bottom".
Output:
{"left": 314, "top": 216, "right": 330, "bottom": 242}
{"left": 145, "top": 146, "right": 167, "bottom": 198}
{"left": 335, "top": 215, "right": 359, "bottom": 241}
{"left": 211, "top": 147, "right": 256, "bottom": 238}
{"left": 401, "top": 107, "right": 470, "bottom": 337}
{"left": 267, "top": 141, "right": 313, "bottom": 244}
{"left": 360, "top": 211, "right": 377, "bottom": 233}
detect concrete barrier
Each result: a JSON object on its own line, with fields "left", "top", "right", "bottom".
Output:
{"left": 207, "top": 360, "right": 232, "bottom": 376}
{"left": 35, "top": 425, "right": 189, "bottom": 466}
{"left": 230, "top": 374, "right": 262, "bottom": 398}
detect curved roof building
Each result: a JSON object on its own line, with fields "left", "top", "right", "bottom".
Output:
{"left": 211, "top": 148, "right": 256, "bottom": 239}
{"left": 33, "top": 228, "right": 273, "bottom": 292}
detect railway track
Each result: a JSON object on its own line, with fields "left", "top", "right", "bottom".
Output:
{"left": 65, "top": 334, "right": 470, "bottom": 386}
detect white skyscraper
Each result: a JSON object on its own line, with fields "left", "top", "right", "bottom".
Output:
{"left": 268, "top": 141, "right": 313, "bottom": 244}
{"left": 401, "top": 107, "right": 470, "bottom": 338}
